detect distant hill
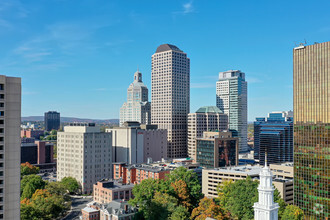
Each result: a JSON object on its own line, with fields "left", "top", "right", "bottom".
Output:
{"left": 21, "top": 116, "right": 119, "bottom": 124}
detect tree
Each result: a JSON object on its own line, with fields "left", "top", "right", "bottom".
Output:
{"left": 217, "top": 177, "right": 285, "bottom": 220}
{"left": 21, "top": 175, "right": 46, "bottom": 199}
{"left": 281, "top": 205, "right": 304, "bottom": 220}
{"left": 191, "top": 197, "right": 230, "bottom": 220}
{"left": 170, "top": 205, "right": 190, "bottom": 220}
{"left": 21, "top": 189, "right": 71, "bottom": 220}
{"left": 171, "top": 179, "right": 192, "bottom": 209}
{"left": 21, "top": 162, "right": 39, "bottom": 176}
{"left": 151, "top": 191, "right": 178, "bottom": 220}
{"left": 61, "top": 177, "right": 79, "bottom": 193}
{"left": 129, "top": 179, "right": 162, "bottom": 219}
{"left": 45, "top": 182, "right": 70, "bottom": 201}
{"left": 166, "top": 167, "right": 202, "bottom": 210}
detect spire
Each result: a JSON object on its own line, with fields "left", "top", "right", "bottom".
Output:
{"left": 265, "top": 151, "right": 268, "bottom": 167}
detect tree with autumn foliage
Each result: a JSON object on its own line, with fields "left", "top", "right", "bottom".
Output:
{"left": 191, "top": 197, "right": 230, "bottom": 220}
{"left": 21, "top": 162, "right": 39, "bottom": 176}
{"left": 20, "top": 189, "right": 70, "bottom": 220}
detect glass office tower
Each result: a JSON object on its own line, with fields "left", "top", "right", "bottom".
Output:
{"left": 293, "top": 42, "right": 329, "bottom": 219}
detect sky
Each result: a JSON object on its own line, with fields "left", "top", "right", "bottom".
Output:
{"left": 0, "top": 0, "right": 330, "bottom": 121}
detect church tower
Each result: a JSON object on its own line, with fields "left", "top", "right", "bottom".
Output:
{"left": 253, "top": 157, "right": 279, "bottom": 220}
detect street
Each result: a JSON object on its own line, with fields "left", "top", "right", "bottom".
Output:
{"left": 62, "top": 197, "right": 93, "bottom": 220}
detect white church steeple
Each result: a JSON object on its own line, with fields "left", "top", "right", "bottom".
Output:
{"left": 253, "top": 154, "right": 279, "bottom": 220}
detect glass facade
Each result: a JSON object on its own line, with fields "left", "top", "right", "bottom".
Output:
{"left": 254, "top": 112, "right": 293, "bottom": 166}
{"left": 293, "top": 42, "right": 329, "bottom": 219}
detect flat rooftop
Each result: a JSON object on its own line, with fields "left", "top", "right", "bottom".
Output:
{"left": 209, "top": 165, "right": 262, "bottom": 176}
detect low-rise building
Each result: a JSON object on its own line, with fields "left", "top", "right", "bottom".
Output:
{"left": 196, "top": 131, "right": 238, "bottom": 168}
{"left": 93, "top": 179, "right": 134, "bottom": 204}
{"left": 114, "top": 159, "right": 202, "bottom": 185}
{"left": 21, "top": 129, "right": 44, "bottom": 139}
{"left": 82, "top": 200, "right": 137, "bottom": 220}
{"left": 202, "top": 164, "right": 294, "bottom": 204}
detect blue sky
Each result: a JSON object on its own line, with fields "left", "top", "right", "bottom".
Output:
{"left": 1, "top": 0, "right": 329, "bottom": 121}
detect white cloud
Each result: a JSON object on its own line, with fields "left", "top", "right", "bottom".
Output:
{"left": 183, "top": 1, "right": 194, "bottom": 14}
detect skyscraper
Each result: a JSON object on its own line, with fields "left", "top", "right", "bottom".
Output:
{"left": 254, "top": 111, "right": 293, "bottom": 165}
{"left": 187, "top": 106, "right": 228, "bottom": 160}
{"left": 120, "top": 70, "right": 151, "bottom": 126}
{"left": 216, "top": 70, "right": 248, "bottom": 152}
{"left": 0, "top": 75, "right": 21, "bottom": 219}
{"left": 293, "top": 42, "right": 329, "bottom": 218}
{"left": 44, "top": 111, "right": 60, "bottom": 131}
{"left": 151, "top": 44, "right": 190, "bottom": 158}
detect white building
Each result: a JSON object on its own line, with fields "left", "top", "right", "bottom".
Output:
{"left": 151, "top": 44, "right": 190, "bottom": 158}
{"left": 216, "top": 70, "right": 248, "bottom": 152}
{"left": 0, "top": 75, "right": 21, "bottom": 220}
{"left": 253, "top": 162, "right": 279, "bottom": 220}
{"left": 120, "top": 70, "right": 151, "bottom": 127}
{"left": 188, "top": 106, "right": 228, "bottom": 160}
{"left": 57, "top": 123, "right": 112, "bottom": 194}
{"left": 106, "top": 122, "right": 167, "bottom": 164}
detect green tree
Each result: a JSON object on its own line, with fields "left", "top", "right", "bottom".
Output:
{"left": 21, "top": 162, "right": 39, "bottom": 176}
{"left": 21, "top": 175, "right": 46, "bottom": 199}
{"left": 170, "top": 205, "right": 190, "bottom": 220}
{"left": 150, "top": 191, "right": 178, "bottom": 220}
{"left": 45, "top": 182, "right": 70, "bottom": 201}
{"left": 281, "top": 205, "right": 304, "bottom": 220}
{"left": 129, "top": 179, "right": 162, "bottom": 219}
{"left": 217, "top": 177, "right": 285, "bottom": 220}
{"left": 61, "top": 177, "right": 79, "bottom": 193}
{"left": 50, "top": 129, "right": 57, "bottom": 136}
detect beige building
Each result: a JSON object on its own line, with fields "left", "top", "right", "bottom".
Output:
{"left": 202, "top": 164, "right": 294, "bottom": 204}
{"left": 270, "top": 162, "right": 293, "bottom": 204}
{"left": 57, "top": 123, "right": 112, "bottom": 194}
{"left": 188, "top": 106, "right": 228, "bottom": 160}
{"left": 151, "top": 44, "right": 190, "bottom": 158}
{"left": 106, "top": 122, "right": 167, "bottom": 164}
{"left": 0, "top": 76, "right": 21, "bottom": 220}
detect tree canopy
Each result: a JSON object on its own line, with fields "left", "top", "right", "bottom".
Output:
{"left": 217, "top": 177, "right": 286, "bottom": 220}
{"left": 191, "top": 197, "right": 230, "bottom": 220}
{"left": 61, "top": 177, "right": 79, "bottom": 193}
{"left": 129, "top": 167, "right": 202, "bottom": 220}
{"left": 21, "top": 162, "right": 39, "bottom": 176}
{"left": 21, "top": 175, "right": 46, "bottom": 199}
{"left": 281, "top": 205, "right": 304, "bottom": 220}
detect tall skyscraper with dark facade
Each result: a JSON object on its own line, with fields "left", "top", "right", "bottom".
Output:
{"left": 151, "top": 44, "right": 190, "bottom": 158}
{"left": 293, "top": 41, "right": 329, "bottom": 219}
{"left": 44, "top": 111, "right": 60, "bottom": 131}
{"left": 216, "top": 70, "right": 248, "bottom": 152}
{"left": 254, "top": 111, "right": 293, "bottom": 166}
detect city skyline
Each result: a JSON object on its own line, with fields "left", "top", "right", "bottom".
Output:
{"left": 1, "top": 1, "right": 330, "bottom": 121}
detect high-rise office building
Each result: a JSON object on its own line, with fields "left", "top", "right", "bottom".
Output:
{"left": 120, "top": 70, "right": 151, "bottom": 127}
{"left": 293, "top": 41, "right": 329, "bottom": 219}
{"left": 254, "top": 111, "right": 293, "bottom": 165}
{"left": 44, "top": 111, "right": 60, "bottom": 131}
{"left": 151, "top": 44, "right": 190, "bottom": 158}
{"left": 216, "top": 70, "right": 248, "bottom": 152}
{"left": 196, "top": 131, "right": 238, "bottom": 168}
{"left": 0, "top": 75, "right": 21, "bottom": 219}
{"left": 187, "top": 106, "right": 228, "bottom": 160}
{"left": 57, "top": 123, "right": 112, "bottom": 194}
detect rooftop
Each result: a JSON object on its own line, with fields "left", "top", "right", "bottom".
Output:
{"left": 195, "top": 106, "right": 223, "bottom": 114}
{"left": 155, "top": 44, "right": 183, "bottom": 53}
{"left": 211, "top": 165, "right": 262, "bottom": 176}
{"left": 82, "top": 207, "right": 98, "bottom": 213}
